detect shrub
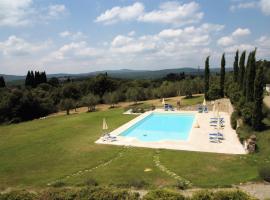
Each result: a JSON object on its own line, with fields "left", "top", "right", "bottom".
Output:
{"left": 192, "top": 190, "right": 213, "bottom": 200}
{"left": 143, "top": 189, "right": 185, "bottom": 200}
{"left": 231, "top": 111, "right": 238, "bottom": 130}
{"left": 77, "top": 187, "right": 140, "bottom": 200}
{"left": 213, "top": 190, "right": 251, "bottom": 200}
{"left": 39, "top": 188, "right": 77, "bottom": 200}
{"left": 175, "top": 180, "right": 189, "bottom": 190}
{"left": 84, "top": 178, "right": 99, "bottom": 186}
{"left": 51, "top": 180, "right": 66, "bottom": 187}
{"left": 207, "top": 84, "right": 221, "bottom": 100}
{"left": 259, "top": 165, "right": 270, "bottom": 182}
{"left": 241, "top": 102, "right": 254, "bottom": 125}
{"left": 127, "top": 179, "right": 148, "bottom": 189}
{"left": 0, "top": 191, "right": 36, "bottom": 200}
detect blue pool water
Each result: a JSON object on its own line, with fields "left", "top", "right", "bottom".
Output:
{"left": 120, "top": 113, "right": 195, "bottom": 142}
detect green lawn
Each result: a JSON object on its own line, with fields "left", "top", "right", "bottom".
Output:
{"left": 0, "top": 104, "right": 269, "bottom": 190}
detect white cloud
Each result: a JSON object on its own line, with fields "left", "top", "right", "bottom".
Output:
{"left": 217, "top": 28, "right": 251, "bottom": 46}
{"left": 46, "top": 4, "right": 67, "bottom": 19}
{"left": 230, "top": 0, "right": 270, "bottom": 16}
{"left": 0, "top": 0, "right": 33, "bottom": 26}
{"left": 138, "top": 1, "right": 203, "bottom": 26}
{"left": 0, "top": 35, "right": 49, "bottom": 56}
{"left": 59, "top": 31, "right": 86, "bottom": 40}
{"left": 230, "top": 1, "right": 257, "bottom": 11}
{"left": 217, "top": 36, "right": 235, "bottom": 46}
{"left": 95, "top": 2, "right": 144, "bottom": 24}
{"left": 0, "top": 1, "right": 68, "bottom": 27}
{"left": 49, "top": 41, "right": 100, "bottom": 60}
{"left": 260, "top": 0, "right": 270, "bottom": 15}
{"left": 95, "top": 1, "right": 203, "bottom": 26}
{"left": 232, "top": 28, "right": 251, "bottom": 37}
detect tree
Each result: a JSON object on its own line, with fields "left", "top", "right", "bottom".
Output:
{"left": 0, "top": 76, "right": 6, "bottom": 88}
{"left": 48, "top": 77, "right": 59, "bottom": 87}
{"left": 233, "top": 50, "right": 239, "bottom": 82}
{"left": 126, "top": 87, "right": 140, "bottom": 104}
{"left": 220, "top": 53, "right": 226, "bottom": 98}
{"left": 103, "top": 92, "right": 119, "bottom": 108}
{"left": 25, "top": 71, "right": 32, "bottom": 87}
{"left": 245, "top": 50, "right": 257, "bottom": 102}
{"left": 60, "top": 98, "right": 74, "bottom": 115}
{"left": 204, "top": 56, "right": 210, "bottom": 100}
{"left": 239, "top": 51, "right": 246, "bottom": 89}
{"left": 252, "top": 65, "right": 264, "bottom": 130}
{"left": 81, "top": 93, "right": 100, "bottom": 112}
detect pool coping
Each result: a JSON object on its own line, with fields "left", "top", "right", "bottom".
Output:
{"left": 95, "top": 109, "right": 247, "bottom": 155}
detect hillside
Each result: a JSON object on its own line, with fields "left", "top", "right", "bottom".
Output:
{"left": 1, "top": 67, "right": 232, "bottom": 83}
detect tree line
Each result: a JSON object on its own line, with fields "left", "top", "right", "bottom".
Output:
{"left": 0, "top": 72, "right": 204, "bottom": 124}
{"left": 204, "top": 49, "right": 266, "bottom": 131}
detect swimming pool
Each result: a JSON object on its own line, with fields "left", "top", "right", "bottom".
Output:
{"left": 120, "top": 113, "right": 195, "bottom": 142}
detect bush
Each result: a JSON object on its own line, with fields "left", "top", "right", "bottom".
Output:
{"left": 231, "top": 111, "right": 238, "bottom": 130}
{"left": 84, "top": 178, "right": 99, "bottom": 186}
{"left": 143, "top": 189, "right": 185, "bottom": 200}
{"left": 213, "top": 190, "right": 252, "bottom": 200}
{"left": 127, "top": 179, "right": 148, "bottom": 189}
{"left": 241, "top": 102, "right": 254, "bottom": 125}
{"left": 192, "top": 190, "right": 252, "bottom": 200}
{"left": 259, "top": 165, "right": 270, "bottom": 182}
{"left": 39, "top": 188, "right": 77, "bottom": 200}
{"left": 0, "top": 191, "right": 36, "bottom": 200}
{"left": 207, "top": 84, "right": 221, "bottom": 100}
{"left": 192, "top": 190, "right": 213, "bottom": 200}
{"left": 51, "top": 180, "right": 66, "bottom": 187}
{"left": 175, "top": 180, "right": 189, "bottom": 190}
{"left": 77, "top": 187, "right": 140, "bottom": 200}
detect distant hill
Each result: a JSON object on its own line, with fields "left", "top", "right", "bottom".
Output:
{"left": 1, "top": 67, "right": 233, "bottom": 83}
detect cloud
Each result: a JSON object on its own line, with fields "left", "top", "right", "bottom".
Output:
{"left": 95, "top": 1, "right": 203, "bottom": 26}
{"left": 95, "top": 2, "right": 144, "bottom": 24}
{"left": 232, "top": 28, "right": 251, "bottom": 37}
{"left": 138, "top": 1, "right": 203, "bottom": 26}
{"left": 59, "top": 31, "right": 86, "bottom": 40}
{"left": 217, "top": 28, "right": 251, "bottom": 46}
{"left": 0, "top": 35, "right": 49, "bottom": 56}
{"left": 230, "top": 1, "right": 257, "bottom": 11}
{"left": 0, "top": 1, "right": 68, "bottom": 27}
{"left": 260, "top": 0, "right": 270, "bottom": 15}
{"left": 230, "top": 0, "right": 270, "bottom": 15}
{"left": 217, "top": 36, "right": 235, "bottom": 46}
{"left": 0, "top": 0, "right": 33, "bottom": 26}
{"left": 42, "top": 4, "right": 68, "bottom": 20}
{"left": 49, "top": 41, "right": 100, "bottom": 60}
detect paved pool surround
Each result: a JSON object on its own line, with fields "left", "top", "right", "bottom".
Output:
{"left": 95, "top": 109, "right": 246, "bottom": 155}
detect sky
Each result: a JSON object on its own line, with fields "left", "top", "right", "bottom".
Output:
{"left": 0, "top": 0, "right": 270, "bottom": 75}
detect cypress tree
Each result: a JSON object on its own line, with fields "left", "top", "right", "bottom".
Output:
{"left": 204, "top": 56, "right": 210, "bottom": 100}
{"left": 220, "top": 53, "right": 225, "bottom": 98}
{"left": 0, "top": 76, "right": 5, "bottom": 88}
{"left": 245, "top": 50, "right": 257, "bottom": 102}
{"left": 30, "top": 71, "right": 35, "bottom": 87}
{"left": 25, "top": 71, "right": 31, "bottom": 87}
{"left": 239, "top": 51, "right": 246, "bottom": 89}
{"left": 252, "top": 65, "right": 264, "bottom": 130}
{"left": 233, "top": 50, "right": 239, "bottom": 82}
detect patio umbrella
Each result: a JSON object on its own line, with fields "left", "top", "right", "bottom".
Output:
{"left": 203, "top": 98, "right": 206, "bottom": 106}
{"left": 102, "top": 118, "right": 108, "bottom": 130}
{"left": 162, "top": 98, "right": 165, "bottom": 105}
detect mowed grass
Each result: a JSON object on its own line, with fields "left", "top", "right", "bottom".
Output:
{"left": 0, "top": 101, "right": 269, "bottom": 189}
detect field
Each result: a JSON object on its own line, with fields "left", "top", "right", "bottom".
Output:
{"left": 0, "top": 96, "right": 269, "bottom": 190}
